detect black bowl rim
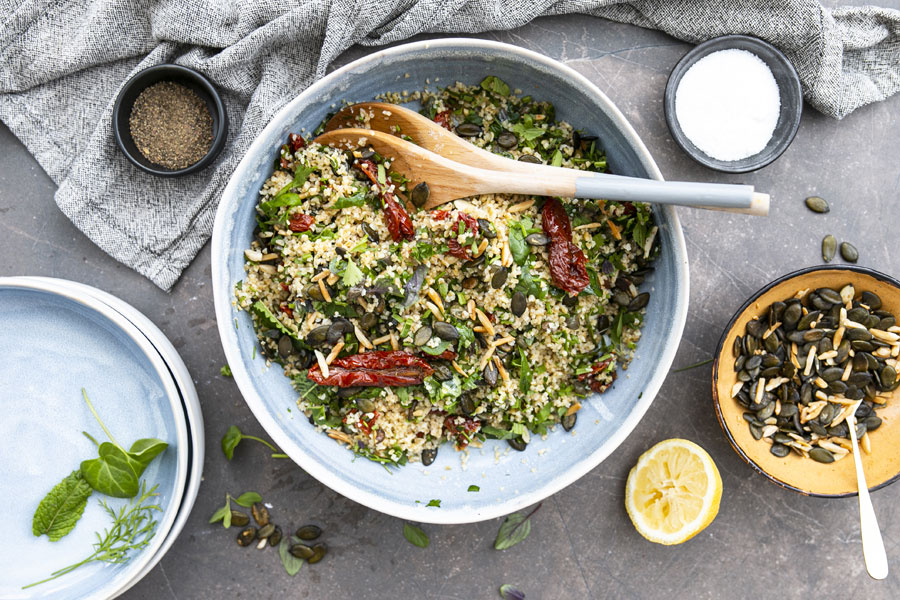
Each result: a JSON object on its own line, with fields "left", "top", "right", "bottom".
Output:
{"left": 664, "top": 34, "right": 803, "bottom": 174}
{"left": 711, "top": 264, "right": 900, "bottom": 498}
{"left": 112, "top": 63, "right": 228, "bottom": 177}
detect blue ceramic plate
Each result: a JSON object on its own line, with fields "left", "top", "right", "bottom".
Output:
{"left": 212, "top": 39, "right": 689, "bottom": 524}
{"left": 18, "top": 276, "right": 204, "bottom": 597}
{"left": 0, "top": 278, "right": 188, "bottom": 599}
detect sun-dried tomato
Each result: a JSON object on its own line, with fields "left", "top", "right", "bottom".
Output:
{"left": 578, "top": 359, "right": 616, "bottom": 393}
{"left": 288, "top": 133, "right": 306, "bottom": 152}
{"left": 289, "top": 213, "right": 315, "bottom": 232}
{"left": 279, "top": 144, "right": 291, "bottom": 169}
{"left": 354, "top": 159, "right": 415, "bottom": 242}
{"left": 455, "top": 212, "right": 479, "bottom": 236}
{"left": 542, "top": 197, "right": 589, "bottom": 295}
{"left": 343, "top": 408, "right": 380, "bottom": 435}
{"left": 443, "top": 415, "right": 481, "bottom": 449}
{"left": 446, "top": 239, "right": 471, "bottom": 261}
{"left": 279, "top": 282, "right": 290, "bottom": 292}
{"left": 434, "top": 110, "right": 452, "bottom": 131}
{"left": 432, "top": 210, "right": 449, "bottom": 220}
{"left": 280, "top": 304, "right": 293, "bottom": 319}
{"left": 622, "top": 201, "right": 636, "bottom": 216}
{"left": 430, "top": 348, "right": 458, "bottom": 361}
{"left": 307, "top": 350, "right": 434, "bottom": 387}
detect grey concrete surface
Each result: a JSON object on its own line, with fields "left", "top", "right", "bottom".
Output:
{"left": 3, "top": 7, "right": 900, "bottom": 599}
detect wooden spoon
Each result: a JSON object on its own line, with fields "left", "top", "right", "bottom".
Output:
{"left": 314, "top": 127, "right": 769, "bottom": 214}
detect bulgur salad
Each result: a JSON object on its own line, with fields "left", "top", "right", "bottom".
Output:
{"left": 234, "top": 76, "right": 659, "bottom": 467}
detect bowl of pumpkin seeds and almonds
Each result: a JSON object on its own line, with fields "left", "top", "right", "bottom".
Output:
{"left": 713, "top": 265, "right": 900, "bottom": 497}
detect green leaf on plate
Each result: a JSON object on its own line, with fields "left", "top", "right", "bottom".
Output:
{"left": 128, "top": 438, "right": 168, "bottom": 468}
{"left": 32, "top": 470, "right": 93, "bottom": 541}
{"left": 80, "top": 443, "right": 141, "bottom": 498}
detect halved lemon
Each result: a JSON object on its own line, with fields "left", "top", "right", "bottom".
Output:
{"left": 625, "top": 438, "right": 722, "bottom": 545}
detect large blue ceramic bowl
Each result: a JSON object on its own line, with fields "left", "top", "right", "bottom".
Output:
{"left": 212, "top": 39, "right": 689, "bottom": 524}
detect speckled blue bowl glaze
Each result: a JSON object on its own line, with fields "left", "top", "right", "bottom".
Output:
{"left": 212, "top": 39, "right": 689, "bottom": 524}
{"left": 0, "top": 277, "right": 188, "bottom": 599}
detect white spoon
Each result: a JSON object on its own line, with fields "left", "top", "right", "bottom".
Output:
{"left": 846, "top": 405, "right": 889, "bottom": 580}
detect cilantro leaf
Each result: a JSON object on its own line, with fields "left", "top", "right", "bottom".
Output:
{"left": 342, "top": 258, "right": 364, "bottom": 287}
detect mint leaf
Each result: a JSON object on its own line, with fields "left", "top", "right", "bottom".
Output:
{"left": 403, "top": 523, "right": 429, "bottom": 548}
{"left": 494, "top": 504, "right": 540, "bottom": 550}
{"left": 332, "top": 191, "right": 366, "bottom": 210}
{"left": 32, "top": 470, "right": 93, "bottom": 541}
{"left": 480, "top": 75, "right": 510, "bottom": 97}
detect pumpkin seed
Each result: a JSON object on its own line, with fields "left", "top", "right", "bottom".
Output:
{"left": 295, "top": 525, "right": 322, "bottom": 541}
{"left": 508, "top": 437, "right": 527, "bottom": 451}
{"left": 433, "top": 321, "right": 459, "bottom": 341}
{"left": 268, "top": 525, "right": 283, "bottom": 547}
{"left": 455, "top": 123, "right": 482, "bottom": 137}
{"left": 230, "top": 510, "right": 249, "bottom": 527}
{"left": 627, "top": 292, "right": 650, "bottom": 312}
{"left": 422, "top": 447, "right": 438, "bottom": 466}
{"left": 840, "top": 242, "right": 859, "bottom": 263}
{"left": 491, "top": 266, "right": 509, "bottom": 289}
{"left": 770, "top": 444, "right": 790, "bottom": 458}
{"left": 822, "top": 235, "right": 837, "bottom": 263}
{"left": 413, "top": 325, "right": 433, "bottom": 346}
{"left": 497, "top": 131, "right": 518, "bottom": 149}
{"left": 410, "top": 182, "right": 430, "bottom": 207}
{"left": 289, "top": 543, "right": 315, "bottom": 559}
{"left": 362, "top": 222, "right": 379, "bottom": 242}
{"left": 306, "top": 324, "right": 329, "bottom": 347}
{"left": 561, "top": 412, "right": 577, "bottom": 431}
{"left": 257, "top": 524, "right": 275, "bottom": 539}
{"left": 518, "top": 154, "right": 542, "bottom": 164}
{"left": 251, "top": 503, "right": 269, "bottom": 527}
{"left": 816, "top": 288, "right": 843, "bottom": 305}
{"left": 865, "top": 416, "right": 882, "bottom": 431}
{"left": 525, "top": 233, "right": 549, "bottom": 246}
{"left": 809, "top": 447, "right": 834, "bottom": 463}
{"left": 511, "top": 291, "right": 527, "bottom": 317}
{"left": 804, "top": 196, "right": 829, "bottom": 213}
{"left": 308, "top": 543, "right": 327, "bottom": 564}
{"left": 483, "top": 361, "right": 499, "bottom": 386}
{"left": 861, "top": 291, "right": 882, "bottom": 310}
{"left": 237, "top": 528, "right": 257, "bottom": 548}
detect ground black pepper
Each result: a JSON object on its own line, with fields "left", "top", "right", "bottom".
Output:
{"left": 129, "top": 81, "right": 213, "bottom": 170}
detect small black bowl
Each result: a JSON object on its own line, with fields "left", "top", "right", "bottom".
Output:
{"left": 664, "top": 35, "right": 803, "bottom": 173}
{"left": 112, "top": 64, "right": 227, "bottom": 177}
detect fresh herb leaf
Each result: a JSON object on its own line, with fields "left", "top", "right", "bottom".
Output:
{"left": 278, "top": 535, "right": 305, "bottom": 575}
{"left": 457, "top": 324, "right": 475, "bottom": 353}
{"left": 672, "top": 357, "right": 714, "bottom": 373}
{"left": 551, "top": 150, "right": 563, "bottom": 167}
{"left": 331, "top": 191, "right": 366, "bottom": 210}
{"left": 342, "top": 258, "right": 364, "bottom": 287}
{"left": 250, "top": 301, "right": 296, "bottom": 340}
{"left": 23, "top": 482, "right": 161, "bottom": 590}
{"left": 233, "top": 492, "right": 262, "bottom": 508}
{"left": 258, "top": 193, "right": 303, "bottom": 216}
{"left": 499, "top": 584, "right": 526, "bottom": 600}
{"left": 494, "top": 504, "right": 541, "bottom": 550}
{"left": 127, "top": 439, "right": 168, "bottom": 469}
{"left": 208, "top": 501, "right": 231, "bottom": 527}
{"left": 80, "top": 443, "right": 141, "bottom": 499}
{"left": 32, "top": 470, "right": 93, "bottom": 541}
{"left": 514, "top": 262, "right": 546, "bottom": 300}
{"left": 221, "top": 425, "right": 288, "bottom": 460}
{"left": 517, "top": 347, "right": 532, "bottom": 394}
{"left": 220, "top": 364, "right": 232, "bottom": 377}
{"left": 403, "top": 523, "right": 429, "bottom": 548}
{"left": 426, "top": 499, "right": 441, "bottom": 508}
{"left": 481, "top": 426, "right": 515, "bottom": 440}
{"left": 420, "top": 340, "right": 452, "bottom": 356}
{"left": 480, "top": 75, "right": 510, "bottom": 96}
{"left": 467, "top": 485, "right": 480, "bottom": 492}
{"left": 508, "top": 226, "right": 529, "bottom": 266}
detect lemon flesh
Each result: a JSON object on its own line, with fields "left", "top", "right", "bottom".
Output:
{"left": 625, "top": 438, "right": 722, "bottom": 545}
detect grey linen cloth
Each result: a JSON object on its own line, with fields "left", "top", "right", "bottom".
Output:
{"left": 1, "top": 1, "right": 898, "bottom": 290}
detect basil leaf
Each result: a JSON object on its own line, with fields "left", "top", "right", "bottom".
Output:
{"left": 80, "top": 443, "right": 141, "bottom": 498}
{"left": 234, "top": 492, "right": 262, "bottom": 508}
{"left": 273, "top": 164, "right": 315, "bottom": 198}
{"left": 250, "top": 301, "right": 297, "bottom": 340}
{"left": 480, "top": 75, "right": 510, "bottom": 97}
{"left": 518, "top": 347, "right": 532, "bottom": 394}
{"left": 508, "top": 227, "right": 528, "bottom": 266}
{"left": 331, "top": 191, "right": 366, "bottom": 210}
{"left": 32, "top": 470, "right": 93, "bottom": 541}
{"left": 494, "top": 504, "right": 541, "bottom": 550}
{"left": 259, "top": 193, "right": 302, "bottom": 216}
{"left": 128, "top": 438, "right": 168, "bottom": 468}
{"left": 481, "top": 426, "right": 515, "bottom": 440}
{"left": 222, "top": 425, "right": 242, "bottom": 461}
{"left": 468, "top": 485, "right": 480, "bottom": 492}
{"left": 403, "top": 523, "right": 429, "bottom": 548}
{"left": 515, "top": 263, "right": 546, "bottom": 300}
{"left": 279, "top": 535, "right": 305, "bottom": 575}
{"left": 403, "top": 265, "right": 428, "bottom": 308}
{"left": 499, "top": 584, "right": 526, "bottom": 600}
{"left": 420, "top": 340, "right": 452, "bottom": 356}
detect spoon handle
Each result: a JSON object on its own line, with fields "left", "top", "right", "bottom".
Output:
{"left": 573, "top": 173, "right": 769, "bottom": 216}
{"left": 848, "top": 414, "right": 889, "bottom": 580}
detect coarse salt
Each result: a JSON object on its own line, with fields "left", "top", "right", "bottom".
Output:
{"left": 674, "top": 49, "right": 781, "bottom": 162}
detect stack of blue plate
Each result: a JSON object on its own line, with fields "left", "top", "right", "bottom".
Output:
{"left": 0, "top": 277, "right": 203, "bottom": 599}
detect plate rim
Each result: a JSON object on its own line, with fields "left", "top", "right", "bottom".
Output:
{"left": 211, "top": 38, "right": 690, "bottom": 523}
{"left": 0, "top": 276, "right": 189, "bottom": 598}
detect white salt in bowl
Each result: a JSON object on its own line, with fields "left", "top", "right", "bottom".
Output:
{"left": 664, "top": 35, "right": 803, "bottom": 173}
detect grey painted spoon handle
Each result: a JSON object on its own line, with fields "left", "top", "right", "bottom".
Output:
{"left": 847, "top": 412, "right": 889, "bottom": 580}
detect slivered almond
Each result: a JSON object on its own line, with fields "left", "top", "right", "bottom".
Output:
{"left": 311, "top": 270, "right": 330, "bottom": 282}
{"left": 478, "top": 345, "right": 496, "bottom": 370}
{"left": 314, "top": 349, "right": 329, "bottom": 379}
{"left": 607, "top": 219, "right": 621, "bottom": 240}
{"left": 565, "top": 403, "right": 581, "bottom": 417}
{"left": 473, "top": 238, "right": 489, "bottom": 258}
{"left": 318, "top": 279, "right": 332, "bottom": 303}
{"left": 475, "top": 308, "right": 495, "bottom": 337}
{"left": 493, "top": 356, "right": 510, "bottom": 383}
{"left": 803, "top": 345, "right": 816, "bottom": 376}
{"left": 763, "top": 322, "right": 781, "bottom": 339}
{"left": 508, "top": 199, "right": 535, "bottom": 213}
{"left": 492, "top": 336, "right": 516, "bottom": 348}
{"left": 327, "top": 429, "right": 353, "bottom": 445}
{"left": 468, "top": 299, "right": 477, "bottom": 321}
{"left": 425, "top": 300, "right": 444, "bottom": 320}
{"left": 325, "top": 341, "right": 344, "bottom": 365}
{"left": 371, "top": 333, "right": 391, "bottom": 346}
{"left": 426, "top": 288, "right": 444, "bottom": 315}
{"left": 731, "top": 381, "right": 744, "bottom": 398}
{"left": 841, "top": 360, "right": 853, "bottom": 381}
{"left": 501, "top": 239, "right": 512, "bottom": 267}
{"left": 832, "top": 326, "right": 845, "bottom": 350}
{"left": 390, "top": 332, "right": 399, "bottom": 351}
{"left": 573, "top": 222, "right": 605, "bottom": 231}
{"left": 862, "top": 432, "right": 872, "bottom": 454}
{"left": 451, "top": 361, "right": 466, "bottom": 377}
{"left": 354, "top": 324, "right": 373, "bottom": 349}
{"left": 473, "top": 326, "right": 488, "bottom": 334}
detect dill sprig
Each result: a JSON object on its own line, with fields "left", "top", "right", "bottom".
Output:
{"left": 23, "top": 481, "right": 161, "bottom": 589}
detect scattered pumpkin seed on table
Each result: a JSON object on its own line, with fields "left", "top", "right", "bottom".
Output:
{"left": 821, "top": 235, "right": 836, "bottom": 263}
{"left": 804, "top": 196, "right": 829, "bottom": 214}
